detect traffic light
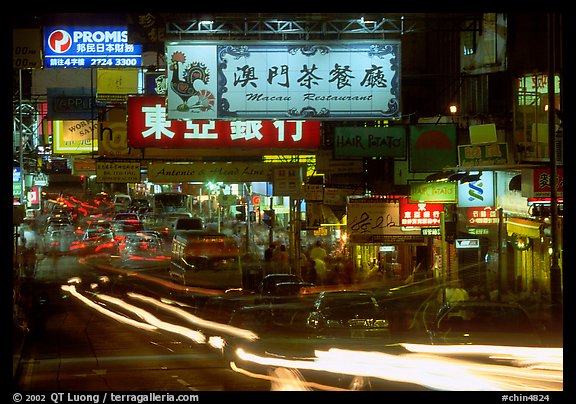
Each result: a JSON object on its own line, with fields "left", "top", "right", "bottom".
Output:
{"left": 235, "top": 205, "right": 246, "bottom": 221}
{"left": 249, "top": 211, "right": 256, "bottom": 222}
{"left": 263, "top": 209, "right": 274, "bottom": 227}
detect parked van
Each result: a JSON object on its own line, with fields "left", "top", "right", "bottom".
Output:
{"left": 113, "top": 194, "right": 132, "bottom": 212}
{"left": 169, "top": 230, "right": 242, "bottom": 290}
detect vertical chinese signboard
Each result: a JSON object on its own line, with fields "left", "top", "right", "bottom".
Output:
{"left": 165, "top": 41, "right": 401, "bottom": 120}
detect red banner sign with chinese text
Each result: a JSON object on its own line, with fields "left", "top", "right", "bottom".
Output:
{"left": 127, "top": 96, "right": 321, "bottom": 149}
{"left": 399, "top": 197, "right": 444, "bottom": 227}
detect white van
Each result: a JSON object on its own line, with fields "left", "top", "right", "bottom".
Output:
{"left": 113, "top": 194, "right": 132, "bottom": 212}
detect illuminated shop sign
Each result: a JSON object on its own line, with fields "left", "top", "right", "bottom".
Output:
{"left": 521, "top": 167, "right": 563, "bottom": 198}
{"left": 517, "top": 74, "right": 560, "bottom": 107}
{"left": 457, "top": 171, "right": 495, "bottom": 207}
{"left": 127, "top": 96, "right": 320, "bottom": 148}
{"left": 399, "top": 197, "right": 444, "bottom": 227}
{"left": 166, "top": 41, "right": 401, "bottom": 120}
{"left": 467, "top": 206, "right": 499, "bottom": 225}
{"left": 409, "top": 182, "right": 457, "bottom": 204}
{"left": 347, "top": 198, "right": 422, "bottom": 237}
{"left": 44, "top": 26, "right": 142, "bottom": 68}
{"left": 52, "top": 120, "right": 98, "bottom": 154}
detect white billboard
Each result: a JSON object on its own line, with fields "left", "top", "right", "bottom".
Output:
{"left": 166, "top": 41, "right": 401, "bottom": 120}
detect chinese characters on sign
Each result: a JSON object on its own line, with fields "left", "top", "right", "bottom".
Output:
{"left": 127, "top": 96, "right": 320, "bottom": 148}
{"left": 166, "top": 41, "right": 401, "bottom": 120}
{"left": 534, "top": 168, "right": 564, "bottom": 197}
{"left": 399, "top": 198, "right": 444, "bottom": 227}
{"left": 44, "top": 26, "right": 142, "bottom": 68}
{"left": 458, "top": 143, "right": 509, "bottom": 167}
{"left": 96, "top": 162, "right": 140, "bottom": 183}
{"left": 273, "top": 167, "right": 304, "bottom": 197}
{"left": 347, "top": 199, "right": 422, "bottom": 237}
{"left": 467, "top": 206, "right": 500, "bottom": 225}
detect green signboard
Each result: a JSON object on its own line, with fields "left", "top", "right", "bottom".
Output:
{"left": 409, "top": 124, "right": 457, "bottom": 172}
{"left": 13, "top": 181, "right": 22, "bottom": 198}
{"left": 458, "top": 143, "right": 509, "bottom": 167}
{"left": 334, "top": 126, "right": 406, "bottom": 158}
{"left": 409, "top": 182, "right": 457, "bottom": 203}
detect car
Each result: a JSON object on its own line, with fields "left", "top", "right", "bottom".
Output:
{"left": 425, "top": 300, "right": 545, "bottom": 346}
{"left": 305, "top": 290, "right": 391, "bottom": 338}
{"left": 120, "top": 232, "right": 162, "bottom": 258}
{"left": 258, "top": 273, "right": 305, "bottom": 296}
{"left": 113, "top": 194, "right": 132, "bottom": 212}
{"left": 82, "top": 227, "right": 113, "bottom": 241}
{"left": 44, "top": 229, "right": 76, "bottom": 254}
{"left": 45, "top": 216, "right": 74, "bottom": 232}
{"left": 73, "top": 232, "right": 120, "bottom": 256}
{"left": 255, "top": 281, "right": 316, "bottom": 305}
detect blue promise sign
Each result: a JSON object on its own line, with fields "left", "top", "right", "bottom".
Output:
{"left": 44, "top": 26, "right": 142, "bottom": 68}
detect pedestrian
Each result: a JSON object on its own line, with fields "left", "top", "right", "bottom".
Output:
{"left": 443, "top": 279, "right": 470, "bottom": 304}
{"left": 309, "top": 240, "right": 327, "bottom": 262}
{"left": 273, "top": 244, "right": 290, "bottom": 272}
{"left": 264, "top": 243, "right": 275, "bottom": 262}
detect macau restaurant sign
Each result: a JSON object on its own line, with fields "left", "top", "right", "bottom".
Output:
{"left": 165, "top": 40, "right": 401, "bottom": 120}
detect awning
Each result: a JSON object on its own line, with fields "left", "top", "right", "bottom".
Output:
{"left": 506, "top": 217, "right": 541, "bottom": 238}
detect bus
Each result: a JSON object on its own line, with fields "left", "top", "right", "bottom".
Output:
{"left": 151, "top": 192, "right": 190, "bottom": 215}
{"left": 145, "top": 192, "right": 193, "bottom": 237}
{"left": 169, "top": 230, "right": 243, "bottom": 291}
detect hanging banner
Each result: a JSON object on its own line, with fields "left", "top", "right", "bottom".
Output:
{"left": 127, "top": 96, "right": 320, "bottom": 148}
{"left": 166, "top": 41, "right": 401, "bottom": 120}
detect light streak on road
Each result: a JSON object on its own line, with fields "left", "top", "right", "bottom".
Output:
{"left": 61, "top": 284, "right": 157, "bottom": 331}
{"left": 128, "top": 292, "right": 259, "bottom": 341}
{"left": 401, "top": 343, "right": 563, "bottom": 371}
{"left": 96, "top": 293, "right": 206, "bottom": 344}
{"left": 233, "top": 346, "right": 563, "bottom": 391}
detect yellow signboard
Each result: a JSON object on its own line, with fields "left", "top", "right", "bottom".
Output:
{"left": 148, "top": 162, "right": 275, "bottom": 183}
{"left": 96, "top": 161, "right": 141, "bottom": 183}
{"left": 53, "top": 120, "right": 98, "bottom": 154}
